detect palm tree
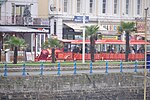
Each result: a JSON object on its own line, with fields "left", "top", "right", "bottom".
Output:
{"left": 85, "top": 25, "right": 99, "bottom": 62}
{"left": 117, "top": 21, "right": 136, "bottom": 62}
{"left": 42, "top": 37, "right": 62, "bottom": 63}
{"left": 19, "top": 39, "right": 28, "bottom": 62}
{"left": 5, "top": 36, "right": 27, "bottom": 64}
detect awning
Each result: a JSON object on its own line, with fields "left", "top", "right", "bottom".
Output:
{"left": 71, "top": 40, "right": 125, "bottom": 44}
{"left": 0, "top": 26, "right": 48, "bottom": 33}
{"left": 103, "top": 39, "right": 125, "bottom": 44}
{"left": 60, "top": 39, "right": 150, "bottom": 45}
{"left": 64, "top": 22, "right": 107, "bottom": 32}
{"left": 130, "top": 40, "right": 150, "bottom": 45}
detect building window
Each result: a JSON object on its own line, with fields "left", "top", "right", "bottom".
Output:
{"left": 0, "top": 5, "right": 1, "bottom": 20}
{"left": 64, "top": 0, "right": 68, "bottom": 12}
{"left": 12, "top": 4, "right": 15, "bottom": 23}
{"left": 137, "top": 0, "right": 141, "bottom": 15}
{"left": 102, "top": 0, "right": 106, "bottom": 13}
{"left": 114, "top": 0, "right": 117, "bottom": 14}
{"left": 16, "top": 5, "right": 25, "bottom": 16}
{"left": 126, "top": 0, "right": 129, "bottom": 14}
{"left": 15, "top": 5, "right": 25, "bottom": 24}
{"left": 77, "top": 0, "right": 81, "bottom": 13}
{"left": 89, "top": 0, "right": 93, "bottom": 13}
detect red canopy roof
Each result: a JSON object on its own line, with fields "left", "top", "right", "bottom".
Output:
{"left": 98, "top": 40, "right": 125, "bottom": 44}
{"left": 130, "top": 40, "right": 150, "bottom": 45}
{"left": 60, "top": 39, "right": 150, "bottom": 45}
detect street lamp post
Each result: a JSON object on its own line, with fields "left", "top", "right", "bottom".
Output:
{"left": 144, "top": 7, "right": 149, "bottom": 100}
{"left": 82, "top": 14, "right": 85, "bottom": 64}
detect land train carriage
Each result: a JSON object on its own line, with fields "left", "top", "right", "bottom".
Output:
{"left": 36, "top": 39, "right": 150, "bottom": 62}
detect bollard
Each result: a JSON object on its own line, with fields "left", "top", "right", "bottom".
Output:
{"left": 105, "top": 60, "right": 108, "bottom": 73}
{"left": 22, "top": 63, "right": 26, "bottom": 77}
{"left": 40, "top": 62, "right": 44, "bottom": 75}
{"left": 57, "top": 62, "right": 61, "bottom": 75}
{"left": 74, "top": 60, "right": 77, "bottom": 74}
{"left": 90, "top": 61, "right": 93, "bottom": 73}
{"left": 134, "top": 60, "right": 138, "bottom": 72}
{"left": 4, "top": 63, "right": 7, "bottom": 77}
{"left": 120, "top": 60, "right": 123, "bottom": 73}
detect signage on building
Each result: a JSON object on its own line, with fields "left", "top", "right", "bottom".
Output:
{"left": 137, "top": 22, "right": 145, "bottom": 33}
{"left": 102, "top": 36, "right": 118, "bottom": 40}
{"left": 135, "top": 17, "right": 145, "bottom": 33}
{"left": 74, "top": 16, "right": 89, "bottom": 22}
{"left": 114, "top": 26, "right": 117, "bottom": 31}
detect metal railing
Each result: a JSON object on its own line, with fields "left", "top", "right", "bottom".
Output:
{"left": 0, "top": 16, "right": 49, "bottom": 25}
{"left": 0, "top": 61, "right": 149, "bottom": 77}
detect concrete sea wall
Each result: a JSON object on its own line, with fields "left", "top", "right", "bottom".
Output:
{"left": 0, "top": 72, "right": 150, "bottom": 100}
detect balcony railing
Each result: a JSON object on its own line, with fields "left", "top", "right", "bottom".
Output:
{"left": 0, "top": 16, "right": 49, "bottom": 26}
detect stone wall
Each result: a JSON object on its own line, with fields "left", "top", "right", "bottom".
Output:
{"left": 0, "top": 72, "right": 150, "bottom": 100}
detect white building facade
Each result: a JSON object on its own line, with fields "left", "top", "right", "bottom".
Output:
{"left": 48, "top": 0, "right": 150, "bottom": 39}
{"left": 0, "top": 0, "right": 38, "bottom": 25}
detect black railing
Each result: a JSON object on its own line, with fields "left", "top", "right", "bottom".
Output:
{"left": 0, "top": 16, "right": 49, "bottom": 25}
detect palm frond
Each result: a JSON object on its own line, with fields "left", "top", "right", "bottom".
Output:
{"left": 80, "top": 25, "right": 99, "bottom": 39}
{"left": 117, "top": 21, "right": 135, "bottom": 34}
{"left": 5, "top": 36, "right": 27, "bottom": 49}
{"left": 42, "top": 37, "right": 62, "bottom": 49}
{"left": 85, "top": 25, "right": 99, "bottom": 35}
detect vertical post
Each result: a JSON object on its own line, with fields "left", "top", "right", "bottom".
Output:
{"left": 82, "top": 14, "right": 86, "bottom": 64}
{"left": 4, "top": 63, "right": 7, "bottom": 77}
{"left": 34, "top": 33, "right": 37, "bottom": 62}
{"left": 22, "top": 63, "right": 26, "bottom": 77}
{"left": 57, "top": 62, "right": 61, "bottom": 75}
{"left": 74, "top": 60, "right": 77, "bottom": 74}
{"left": 40, "top": 62, "right": 44, "bottom": 75}
{"left": 105, "top": 60, "right": 108, "bottom": 73}
{"left": 134, "top": 60, "right": 138, "bottom": 72}
{"left": 120, "top": 60, "right": 123, "bottom": 73}
{"left": 144, "top": 7, "right": 149, "bottom": 100}
{"left": 90, "top": 61, "right": 93, "bottom": 73}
